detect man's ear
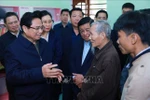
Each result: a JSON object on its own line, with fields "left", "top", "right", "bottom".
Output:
{"left": 100, "top": 32, "right": 106, "bottom": 39}
{"left": 22, "top": 25, "right": 28, "bottom": 33}
{"left": 131, "top": 33, "right": 138, "bottom": 45}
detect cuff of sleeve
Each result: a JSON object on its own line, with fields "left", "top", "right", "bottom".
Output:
{"left": 32, "top": 67, "right": 45, "bottom": 82}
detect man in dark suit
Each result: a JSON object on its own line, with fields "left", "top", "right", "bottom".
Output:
{"left": 53, "top": 8, "right": 84, "bottom": 100}
{"left": 4, "top": 12, "right": 64, "bottom": 100}
{"left": 71, "top": 17, "right": 94, "bottom": 100}
{"left": 0, "top": 12, "right": 21, "bottom": 100}
{"left": 0, "top": 12, "right": 20, "bottom": 66}
{"left": 53, "top": 8, "right": 70, "bottom": 29}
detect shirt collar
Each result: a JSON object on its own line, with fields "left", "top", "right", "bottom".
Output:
{"left": 41, "top": 33, "right": 49, "bottom": 42}
{"left": 95, "top": 41, "right": 112, "bottom": 59}
{"left": 10, "top": 31, "right": 20, "bottom": 37}
{"left": 136, "top": 46, "right": 150, "bottom": 57}
{"left": 60, "top": 22, "right": 71, "bottom": 28}
{"left": 84, "top": 41, "right": 90, "bottom": 46}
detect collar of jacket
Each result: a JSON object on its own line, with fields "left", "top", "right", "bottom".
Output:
{"left": 95, "top": 40, "right": 112, "bottom": 60}
{"left": 18, "top": 34, "right": 44, "bottom": 49}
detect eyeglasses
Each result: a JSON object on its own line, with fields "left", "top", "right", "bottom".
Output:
{"left": 29, "top": 26, "right": 44, "bottom": 31}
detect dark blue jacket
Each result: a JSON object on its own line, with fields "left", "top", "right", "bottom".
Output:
{"left": 48, "top": 29, "right": 62, "bottom": 65}
{"left": 4, "top": 34, "right": 54, "bottom": 100}
{"left": 53, "top": 22, "right": 71, "bottom": 31}
{"left": 54, "top": 23, "right": 74, "bottom": 75}
{"left": 0, "top": 31, "right": 18, "bottom": 66}
{"left": 70, "top": 39, "right": 94, "bottom": 75}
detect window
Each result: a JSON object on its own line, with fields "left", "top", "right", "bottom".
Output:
{"left": 90, "top": 0, "right": 107, "bottom": 19}
{"left": 74, "top": 0, "right": 107, "bottom": 19}
{"left": 75, "top": 2, "right": 86, "bottom": 15}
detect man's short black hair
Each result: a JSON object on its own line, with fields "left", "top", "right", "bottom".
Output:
{"left": 78, "top": 17, "right": 94, "bottom": 31}
{"left": 95, "top": 10, "right": 108, "bottom": 19}
{"left": 33, "top": 10, "right": 41, "bottom": 17}
{"left": 122, "top": 2, "right": 135, "bottom": 10}
{"left": 115, "top": 11, "right": 150, "bottom": 45}
{"left": 4, "top": 12, "right": 19, "bottom": 23}
{"left": 61, "top": 8, "right": 70, "bottom": 14}
{"left": 70, "top": 8, "right": 84, "bottom": 17}
{"left": 20, "top": 12, "right": 40, "bottom": 31}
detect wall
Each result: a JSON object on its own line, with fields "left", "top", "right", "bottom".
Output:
{"left": 0, "top": 0, "right": 72, "bottom": 22}
{"left": 0, "top": 0, "right": 72, "bottom": 10}
{"left": 107, "top": 0, "right": 150, "bottom": 28}
{"left": 1, "top": 0, "right": 150, "bottom": 28}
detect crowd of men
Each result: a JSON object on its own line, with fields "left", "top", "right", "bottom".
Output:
{"left": 0, "top": 2, "right": 150, "bottom": 100}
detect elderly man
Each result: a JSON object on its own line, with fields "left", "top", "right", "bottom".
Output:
{"left": 77, "top": 20, "right": 121, "bottom": 100}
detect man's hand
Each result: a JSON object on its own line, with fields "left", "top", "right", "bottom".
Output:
{"left": 73, "top": 73, "right": 84, "bottom": 88}
{"left": 42, "top": 63, "right": 64, "bottom": 83}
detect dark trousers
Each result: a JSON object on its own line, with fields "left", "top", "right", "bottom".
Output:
{"left": 62, "top": 84, "right": 80, "bottom": 100}
{"left": 51, "top": 78, "right": 62, "bottom": 100}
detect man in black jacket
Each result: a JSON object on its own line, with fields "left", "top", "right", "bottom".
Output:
{"left": 0, "top": 12, "right": 20, "bottom": 100}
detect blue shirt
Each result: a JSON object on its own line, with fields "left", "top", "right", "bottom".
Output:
{"left": 82, "top": 41, "right": 90, "bottom": 65}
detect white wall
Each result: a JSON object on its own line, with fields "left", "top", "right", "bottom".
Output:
{"left": 0, "top": 0, "right": 72, "bottom": 10}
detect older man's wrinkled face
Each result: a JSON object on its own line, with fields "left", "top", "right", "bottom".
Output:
{"left": 89, "top": 24, "right": 103, "bottom": 49}
{"left": 79, "top": 23, "right": 91, "bottom": 41}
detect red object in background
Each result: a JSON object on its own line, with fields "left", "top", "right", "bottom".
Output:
{"left": 0, "top": 27, "right": 7, "bottom": 36}
{"left": 54, "top": 8, "right": 61, "bottom": 21}
{"left": 0, "top": 92, "right": 8, "bottom": 100}
{"left": 0, "top": 71, "right": 8, "bottom": 100}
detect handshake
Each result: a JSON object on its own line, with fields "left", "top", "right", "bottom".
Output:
{"left": 42, "top": 63, "right": 64, "bottom": 83}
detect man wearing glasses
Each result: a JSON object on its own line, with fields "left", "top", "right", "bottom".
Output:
{"left": 4, "top": 12, "right": 64, "bottom": 100}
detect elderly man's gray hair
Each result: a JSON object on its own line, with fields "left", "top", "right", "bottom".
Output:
{"left": 91, "top": 20, "right": 111, "bottom": 39}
